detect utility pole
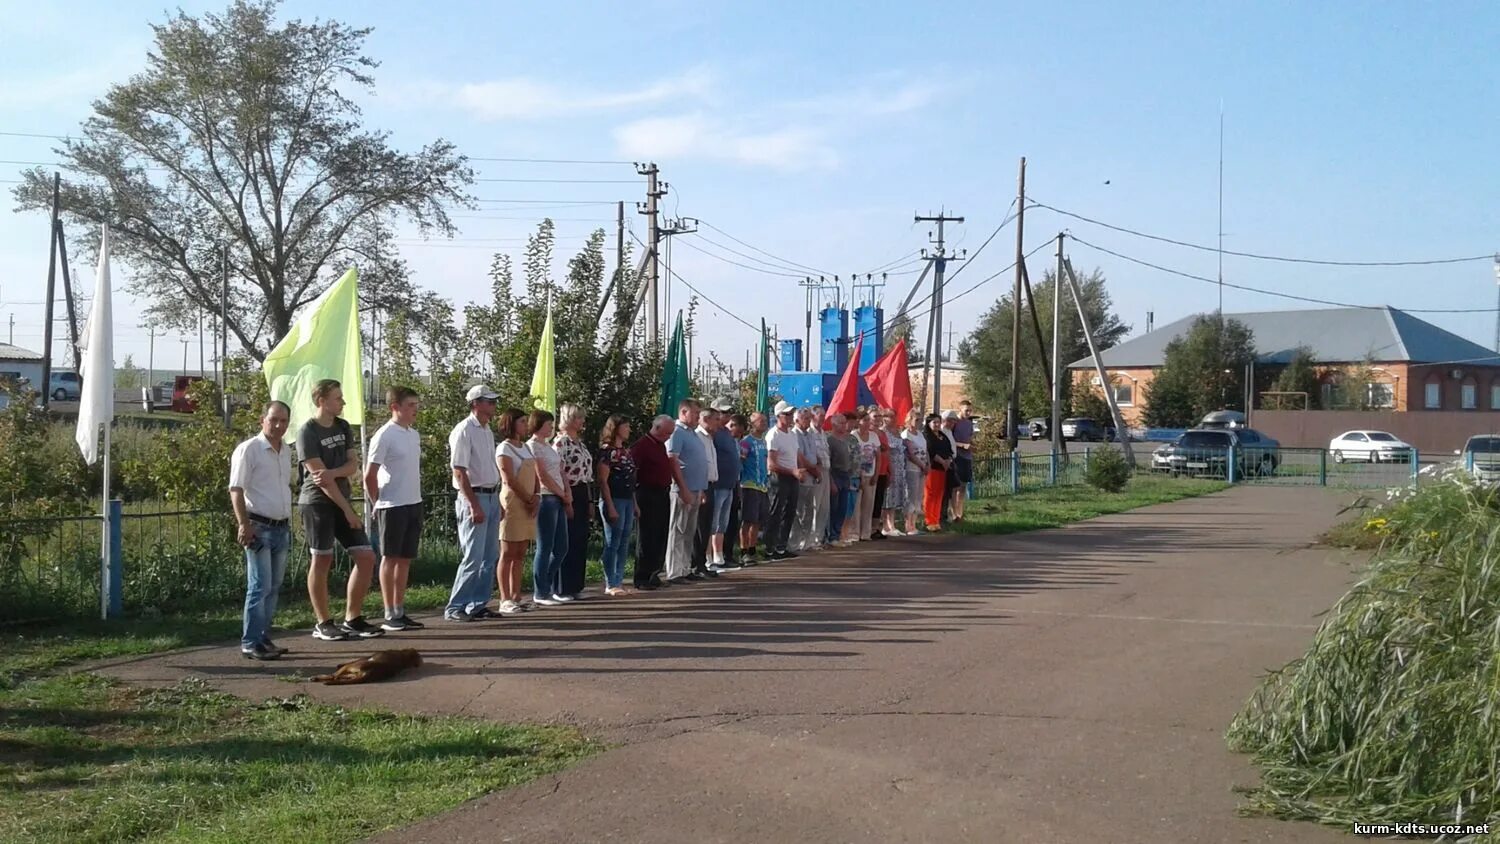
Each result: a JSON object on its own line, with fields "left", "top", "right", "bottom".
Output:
{"left": 915, "top": 209, "right": 965, "bottom": 414}
{"left": 615, "top": 199, "right": 625, "bottom": 303}
{"left": 198, "top": 310, "right": 205, "bottom": 377}
{"left": 1052, "top": 233, "right": 1065, "bottom": 456}
{"left": 8, "top": 314, "right": 13, "bottom": 345}
{"left": 1064, "top": 253, "right": 1135, "bottom": 467}
{"left": 41, "top": 172, "right": 60, "bottom": 409}
{"left": 180, "top": 338, "right": 188, "bottom": 374}
{"left": 636, "top": 163, "right": 664, "bottom": 345}
{"left": 147, "top": 327, "right": 155, "bottom": 409}
{"left": 1007, "top": 156, "right": 1027, "bottom": 451}
{"left": 221, "top": 245, "right": 231, "bottom": 427}
{"left": 55, "top": 221, "right": 81, "bottom": 370}
{"left": 1493, "top": 255, "right": 1500, "bottom": 353}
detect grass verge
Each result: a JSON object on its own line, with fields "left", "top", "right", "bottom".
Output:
{"left": 955, "top": 475, "right": 1228, "bottom": 536}
{"left": 0, "top": 673, "right": 595, "bottom": 844}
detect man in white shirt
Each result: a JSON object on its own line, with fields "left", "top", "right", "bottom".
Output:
{"left": 445, "top": 385, "right": 502, "bottom": 621}
{"left": 691, "top": 408, "right": 722, "bottom": 578}
{"left": 229, "top": 401, "right": 295, "bottom": 661}
{"left": 364, "top": 386, "right": 424, "bottom": 632}
{"left": 764, "top": 401, "right": 808, "bottom": 560}
{"left": 790, "top": 407, "right": 823, "bottom": 551}
{"left": 807, "top": 405, "right": 832, "bottom": 551}
{"left": 665, "top": 399, "right": 709, "bottom": 582}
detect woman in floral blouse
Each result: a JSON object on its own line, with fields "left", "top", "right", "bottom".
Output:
{"left": 596, "top": 414, "right": 638, "bottom": 595}
{"left": 554, "top": 403, "right": 594, "bottom": 600}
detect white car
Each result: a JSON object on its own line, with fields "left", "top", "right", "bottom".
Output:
{"left": 1328, "top": 430, "right": 1413, "bottom": 463}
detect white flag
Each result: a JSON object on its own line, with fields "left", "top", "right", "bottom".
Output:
{"left": 75, "top": 224, "right": 114, "bottom": 465}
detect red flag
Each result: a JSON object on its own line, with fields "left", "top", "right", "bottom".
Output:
{"left": 823, "top": 333, "right": 863, "bottom": 429}
{"left": 863, "top": 338, "right": 913, "bottom": 425}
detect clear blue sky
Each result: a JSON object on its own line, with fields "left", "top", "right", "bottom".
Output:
{"left": 3, "top": 0, "right": 1498, "bottom": 378}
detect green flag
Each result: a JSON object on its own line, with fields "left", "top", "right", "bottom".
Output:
{"left": 756, "top": 318, "right": 769, "bottom": 415}
{"left": 263, "top": 266, "right": 364, "bottom": 433}
{"left": 530, "top": 304, "right": 556, "bottom": 412}
{"left": 658, "top": 312, "right": 688, "bottom": 416}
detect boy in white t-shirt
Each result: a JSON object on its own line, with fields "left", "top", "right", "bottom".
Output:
{"left": 363, "top": 386, "right": 425, "bottom": 632}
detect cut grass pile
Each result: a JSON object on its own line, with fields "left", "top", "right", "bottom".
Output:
{"left": 1228, "top": 470, "right": 1500, "bottom": 833}
{"left": 0, "top": 673, "right": 595, "bottom": 844}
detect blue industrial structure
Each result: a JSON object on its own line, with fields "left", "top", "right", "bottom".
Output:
{"left": 767, "top": 306, "right": 882, "bottom": 408}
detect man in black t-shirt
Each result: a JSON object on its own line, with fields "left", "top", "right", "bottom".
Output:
{"left": 297, "top": 379, "right": 383, "bottom": 641}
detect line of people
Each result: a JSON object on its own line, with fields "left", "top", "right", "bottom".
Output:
{"left": 227, "top": 378, "right": 979, "bottom": 661}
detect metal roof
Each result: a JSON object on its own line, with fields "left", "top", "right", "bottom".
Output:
{"left": 0, "top": 342, "right": 43, "bottom": 362}
{"left": 1068, "top": 306, "right": 1500, "bottom": 369}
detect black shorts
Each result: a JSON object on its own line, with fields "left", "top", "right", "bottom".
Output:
{"left": 375, "top": 502, "right": 424, "bottom": 559}
{"left": 740, "top": 488, "right": 768, "bottom": 524}
{"left": 301, "top": 500, "right": 372, "bottom": 555}
{"left": 954, "top": 456, "right": 974, "bottom": 484}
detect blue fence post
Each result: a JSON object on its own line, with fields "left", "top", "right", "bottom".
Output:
{"left": 1049, "top": 450, "right": 1058, "bottom": 486}
{"left": 1318, "top": 449, "right": 1327, "bottom": 487}
{"left": 1009, "top": 450, "right": 1020, "bottom": 494}
{"left": 105, "top": 499, "right": 123, "bottom": 620}
{"left": 1227, "top": 447, "right": 1238, "bottom": 484}
{"left": 1411, "top": 448, "right": 1420, "bottom": 487}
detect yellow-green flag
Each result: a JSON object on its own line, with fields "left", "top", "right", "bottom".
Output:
{"left": 530, "top": 304, "right": 555, "bottom": 413}
{"left": 263, "top": 267, "right": 364, "bottom": 432}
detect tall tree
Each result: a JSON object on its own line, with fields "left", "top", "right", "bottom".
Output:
{"left": 1267, "top": 345, "right": 1320, "bottom": 410}
{"left": 1142, "top": 315, "right": 1257, "bottom": 427}
{"left": 11, "top": 0, "right": 473, "bottom": 360}
{"left": 957, "top": 267, "right": 1129, "bottom": 417}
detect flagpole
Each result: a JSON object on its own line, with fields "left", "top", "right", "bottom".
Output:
{"left": 100, "top": 419, "right": 111, "bottom": 620}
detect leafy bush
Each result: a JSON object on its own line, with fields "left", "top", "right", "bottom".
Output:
{"left": 1228, "top": 472, "right": 1500, "bottom": 829}
{"left": 1084, "top": 446, "right": 1131, "bottom": 493}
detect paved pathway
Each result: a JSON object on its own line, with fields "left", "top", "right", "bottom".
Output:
{"left": 102, "top": 485, "right": 1361, "bottom": 843}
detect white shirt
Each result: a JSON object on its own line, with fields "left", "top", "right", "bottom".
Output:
{"left": 766, "top": 426, "right": 801, "bottom": 474}
{"left": 530, "top": 438, "right": 565, "bottom": 497}
{"left": 696, "top": 426, "right": 719, "bottom": 484}
{"left": 449, "top": 415, "right": 499, "bottom": 489}
{"left": 228, "top": 433, "right": 294, "bottom": 520}
{"left": 368, "top": 420, "right": 423, "bottom": 509}
{"left": 812, "top": 427, "right": 830, "bottom": 468}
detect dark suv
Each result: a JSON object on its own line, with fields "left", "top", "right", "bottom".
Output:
{"left": 1158, "top": 427, "right": 1280, "bottom": 478}
{"left": 1061, "top": 417, "right": 1109, "bottom": 442}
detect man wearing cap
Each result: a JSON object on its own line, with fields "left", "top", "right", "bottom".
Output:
{"left": 765, "top": 400, "right": 806, "bottom": 560}
{"left": 951, "top": 400, "right": 976, "bottom": 522}
{"left": 444, "top": 385, "right": 502, "bottom": 621}
{"left": 665, "top": 399, "right": 709, "bottom": 582}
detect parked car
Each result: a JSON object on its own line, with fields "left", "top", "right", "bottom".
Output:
{"left": 1060, "top": 417, "right": 1108, "bottom": 442}
{"left": 1457, "top": 435, "right": 1500, "bottom": 485}
{"left": 1156, "top": 427, "right": 1281, "bottom": 477}
{"left": 1328, "top": 430, "right": 1414, "bottom": 463}
{"left": 1200, "top": 410, "right": 1246, "bottom": 429}
{"left": 1027, "top": 417, "right": 1050, "bottom": 440}
{"left": 48, "top": 371, "right": 82, "bottom": 401}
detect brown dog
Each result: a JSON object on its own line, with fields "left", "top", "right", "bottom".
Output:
{"left": 311, "top": 649, "right": 422, "bottom": 685}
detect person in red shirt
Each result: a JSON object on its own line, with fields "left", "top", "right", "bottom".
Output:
{"left": 630, "top": 414, "right": 686, "bottom": 589}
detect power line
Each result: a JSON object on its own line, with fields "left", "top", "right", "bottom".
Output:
{"left": 630, "top": 230, "right": 760, "bottom": 334}
{"left": 467, "top": 155, "right": 634, "bottom": 166}
{"left": 860, "top": 250, "right": 923, "bottom": 275}
{"left": 673, "top": 238, "right": 807, "bottom": 278}
{"left": 936, "top": 200, "right": 1021, "bottom": 287}
{"left": 472, "top": 177, "right": 638, "bottom": 184}
{"left": 1035, "top": 200, "right": 1494, "bottom": 267}
{"left": 692, "top": 219, "right": 833, "bottom": 276}
{"left": 1067, "top": 234, "right": 1500, "bottom": 314}
{"left": 685, "top": 231, "right": 822, "bottom": 277}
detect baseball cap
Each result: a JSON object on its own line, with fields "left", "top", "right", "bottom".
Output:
{"left": 773, "top": 400, "right": 795, "bottom": 416}
{"left": 465, "top": 384, "right": 499, "bottom": 403}
{"left": 710, "top": 396, "right": 735, "bottom": 412}
{"left": 942, "top": 409, "right": 959, "bottom": 420}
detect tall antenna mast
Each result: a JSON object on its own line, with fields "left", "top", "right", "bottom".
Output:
{"left": 1217, "top": 101, "right": 1225, "bottom": 315}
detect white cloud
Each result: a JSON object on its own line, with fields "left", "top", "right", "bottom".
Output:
{"left": 416, "top": 66, "right": 714, "bottom": 121}
{"left": 788, "top": 80, "right": 947, "bottom": 118}
{"left": 611, "top": 114, "right": 838, "bottom": 171}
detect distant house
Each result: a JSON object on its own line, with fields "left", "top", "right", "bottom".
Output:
{"left": 1068, "top": 307, "right": 1500, "bottom": 426}
{"left": 0, "top": 342, "right": 45, "bottom": 392}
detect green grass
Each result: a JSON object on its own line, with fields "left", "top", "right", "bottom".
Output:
{"left": 0, "top": 673, "right": 596, "bottom": 844}
{"left": 956, "top": 475, "right": 1229, "bottom": 536}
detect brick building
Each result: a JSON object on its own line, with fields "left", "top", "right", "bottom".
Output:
{"left": 1067, "top": 306, "right": 1500, "bottom": 427}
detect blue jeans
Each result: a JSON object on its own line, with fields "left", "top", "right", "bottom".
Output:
{"left": 446, "top": 492, "right": 501, "bottom": 617}
{"left": 599, "top": 494, "right": 636, "bottom": 588}
{"left": 710, "top": 488, "right": 734, "bottom": 534}
{"left": 533, "top": 495, "right": 569, "bottom": 600}
{"left": 827, "top": 471, "right": 851, "bottom": 543}
{"left": 242, "top": 523, "right": 291, "bottom": 650}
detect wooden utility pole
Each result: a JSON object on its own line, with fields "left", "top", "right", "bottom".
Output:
{"left": 1007, "top": 157, "right": 1027, "bottom": 450}
{"left": 54, "top": 222, "right": 81, "bottom": 370}
{"left": 1063, "top": 252, "right": 1135, "bottom": 466}
{"left": 636, "top": 163, "right": 665, "bottom": 345}
{"left": 1051, "top": 233, "right": 1066, "bottom": 456}
{"left": 41, "top": 173, "right": 60, "bottom": 408}
{"left": 915, "top": 210, "right": 964, "bottom": 413}
{"left": 221, "top": 245, "right": 231, "bottom": 428}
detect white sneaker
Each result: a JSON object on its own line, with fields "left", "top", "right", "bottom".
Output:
{"left": 499, "top": 600, "right": 523, "bottom": 615}
{"left": 552, "top": 593, "right": 575, "bottom": 603}
{"left": 533, "top": 596, "right": 559, "bottom": 607}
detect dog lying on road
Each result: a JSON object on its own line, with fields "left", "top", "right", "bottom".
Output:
{"left": 311, "top": 649, "right": 422, "bottom": 685}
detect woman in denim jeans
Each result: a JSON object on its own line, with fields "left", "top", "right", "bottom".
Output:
{"left": 596, "top": 415, "right": 638, "bottom": 595}
{"left": 528, "top": 410, "right": 572, "bottom": 606}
